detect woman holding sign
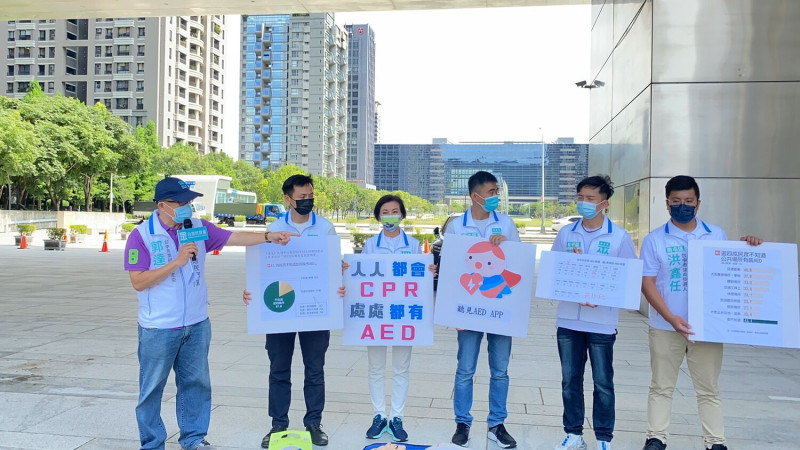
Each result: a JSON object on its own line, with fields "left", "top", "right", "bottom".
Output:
{"left": 359, "top": 194, "right": 424, "bottom": 443}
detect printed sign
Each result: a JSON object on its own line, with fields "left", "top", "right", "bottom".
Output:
{"left": 688, "top": 240, "right": 800, "bottom": 348}
{"left": 342, "top": 254, "right": 434, "bottom": 346}
{"left": 536, "top": 251, "right": 643, "bottom": 309}
{"left": 245, "top": 235, "right": 342, "bottom": 334}
{"left": 434, "top": 235, "right": 536, "bottom": 337}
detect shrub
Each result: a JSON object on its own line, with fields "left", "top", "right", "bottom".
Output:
{"left": 345, "top": 216, "right": 357, "bottom": 225}
{"left": 351, "top": 232, "right": 368, "bottom": 248}
{"left": 265, "top": 217, "right": 277, "bottom": 223}
{"left": 17, "top": 224, "right": 36, "bottom": 235}
{"left": 121, "top": 223, "right": 136, "bottom": 232}
{"left": 47, "top": 227, "right": 67, "bottom": 241}
{"left": 412, "top": 233, "right": 435, "bottom": 244}
{"left": 234, "top": 215, "right": 246, "bottom": 222}
{"left": 69, "top": 224, "right": 89, "bottom": 234}
{"left": 200, "top": 214, "right": 212, "bottom": 221}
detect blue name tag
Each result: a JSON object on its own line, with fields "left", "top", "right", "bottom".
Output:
{"left": 178, "top": 226, "right": 209, "bottom": 245}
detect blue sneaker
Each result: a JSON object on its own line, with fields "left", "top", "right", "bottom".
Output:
{"left": 366, "top": 414, "right": 388, "bottom": 439}
{"left": 389, "top": 417, "right": 409, "bottom": 442}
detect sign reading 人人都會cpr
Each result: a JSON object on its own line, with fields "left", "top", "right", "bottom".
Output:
{"left": 245, "top": 235, "right": 342, "bottom": 334}
{"left": 434, "top": 235, "right": 536, "bottom": 337}
{"left": 342, "top": 253, "right": 434, "bottom": 346}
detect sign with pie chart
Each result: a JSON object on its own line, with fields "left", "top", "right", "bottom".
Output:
{"left": 245, "top": 235, "right": 344, "bottom": 334}
{"left": 264, "top": 281, "right": 295, "bottom": 313}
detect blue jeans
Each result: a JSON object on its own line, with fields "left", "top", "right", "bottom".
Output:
{"left": 136, "top": 318, "right": 212, "bottom": 450}
{"left": 557, "top": 327, "right": 616, "bottom": 442}
{"left": 453, "top": 330, "right": 512, "bottom": 427}
{"left": 266, "top": 330, "right": 330, "bottom": 427}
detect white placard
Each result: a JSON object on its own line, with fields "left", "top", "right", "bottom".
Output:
{"left": 342, "top": 253, "right": 434, "bottom": 346}
{"left": 245, "top": 235, "right": 343, "bottom": 334}
{"left": 535, "top": 251, "right": 643, "bottom": 309}
{"left": 433, "top": 235, "right": 536, "bottom": 337}
{"left": 688, "top": 240, "right": 800, "bottom": 348}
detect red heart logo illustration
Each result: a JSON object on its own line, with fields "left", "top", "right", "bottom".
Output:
{"left": 460, "top": 273, "right": 482, "bottom": 295}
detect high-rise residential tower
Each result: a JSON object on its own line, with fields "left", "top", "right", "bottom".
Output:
{"left": 344, "top": 23, "right": 376, "bottom": 187}
{"left": 1, "top": 16, "right": 227, "bottom": 153}
{"left": 240, "top": 13, "right": 348, "bottom": 178}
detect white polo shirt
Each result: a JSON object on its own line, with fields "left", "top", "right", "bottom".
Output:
{"left": 640, "top": 218, "right": 727, "bottom": 331}
{"left": 445, "top": 208, "right": 520, "bottom": 242}
{"left": 551, "top": 216, "right": 637, "bottom": 334}
{"left": 363, "top": 230, "right": 420, "bottom": 255}
{"left": 267, "top": 211, "right": 336, "bottom": 236}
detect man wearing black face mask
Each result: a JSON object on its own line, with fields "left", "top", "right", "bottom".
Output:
{"left": 638, "top": 175, "right": 763, "bottom": 450}
{"left": 259, "top": 174, "right": 338, "bottom": 448}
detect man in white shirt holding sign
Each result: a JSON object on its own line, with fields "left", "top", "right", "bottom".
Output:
{"left": 639, "top": 175, "right": 762, "bottom": 450}
{"left": 551, "top": 175, "right": 637, "bottom": 450}
{"left": 445, "top": 170, "right": 520, "bottom": 449}
{"left": 259, "top": 174, "right": 338, "bottom": 448}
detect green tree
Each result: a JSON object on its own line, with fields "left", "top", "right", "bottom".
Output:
{"left": 257, "top": 164, "right": 307, "bottom": 203}
{"left": 129, "top": 121, "right": 162, "bottom": 201}
{"left": 157, "top": 142, "right": 210, "bottom": 176}
{"left": 0, "top": 106, "right": 39, "bottom": 206}
{"left": 17, "top": 83, "right": 88, "bottom": 210}
{"left": 204, "top": 152, "right": 236, "bottom": 178}
{"left": 232, "top": 159, "right": 263, "bottom": 194}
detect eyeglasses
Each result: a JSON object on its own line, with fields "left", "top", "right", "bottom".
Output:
{"left": 162, "top": 199, "right": 191, "bottom": 207}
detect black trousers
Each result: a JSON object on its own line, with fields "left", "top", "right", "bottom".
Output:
{"left": 265, "top": 330, "right": 330, "bottom": 427}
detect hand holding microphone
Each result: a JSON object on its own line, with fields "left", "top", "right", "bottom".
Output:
{"left": 183, "top": 219, "right": 197, "bottom": 261}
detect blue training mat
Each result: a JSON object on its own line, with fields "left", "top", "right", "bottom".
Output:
{"left": 363, "top": 444, "right": 430, "bottom": 450}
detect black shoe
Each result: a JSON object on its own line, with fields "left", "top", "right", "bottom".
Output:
{"left": 451, "top": 422, "right": 470, "bottom": 447}
{"left": 306, "top": 423, "right": 329, "bottom": 446}
{"left": 388, "top": 417, "right": 408, "bottom": 442}
{"left": 366, "top": 414, "right": 388, "bottom": 439}
{"left": 643, "top": 438, "right": 667, "bottom": 450}
{"left": 488, "top": 424, "right": 517, "bottom": 449}
{"left": 708, "top": 445, "right": 728, "bottom": 450}
{"left": 261, "top": 426, "right": 287, "bottom": 448}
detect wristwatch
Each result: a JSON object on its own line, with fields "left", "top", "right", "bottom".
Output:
{"left": 264, "top": 231, "right": 271, "bottom": 242}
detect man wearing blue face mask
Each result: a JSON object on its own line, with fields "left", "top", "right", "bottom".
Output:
{"left": 639, "top": 175, "right": 763, "bottom": 450}
{"left": 445, "top": 170, "right": 520, "bottom": 448}
{"left": 124, "top": 177, "right": 295, "bottom": 450}
{"left": 553, "top": 175, "right": 637, "bottom": 450}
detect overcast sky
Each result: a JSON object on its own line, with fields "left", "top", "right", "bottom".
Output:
{"left": 223, "top": 5, "right": 591, "bottom": 157}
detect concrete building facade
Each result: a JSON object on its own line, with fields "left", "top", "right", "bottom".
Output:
{"left": 1, "top": 16, "right": 226, "bottom": 153}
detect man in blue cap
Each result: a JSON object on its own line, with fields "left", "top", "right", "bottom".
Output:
{"left": 124, "top": 177, "right": 295, "bottom": 450}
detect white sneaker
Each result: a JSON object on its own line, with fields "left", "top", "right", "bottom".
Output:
{"left": 556, "top": 433, "right": 587, "bottom": 450}
{"left": 597, "top": 441, "right": 612, "bottom": 450}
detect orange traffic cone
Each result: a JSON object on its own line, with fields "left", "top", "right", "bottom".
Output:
{"left": 100, "top": 230, "right": 109, "bottom": 252}
{"left": 212, "top": 248, "right": 220, "bottom": 255}
{"left": 423, "top": 239, "right": 430, "bottom": 253}
{"left": 18, "top": 234, "right": 28, "bottom": 249}
{"left": 63, "top": 231, "right": 68, "bottom": 246}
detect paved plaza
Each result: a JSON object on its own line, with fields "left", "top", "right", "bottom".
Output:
{"left": 1, "top": 232, "right": 799, "bottom": 450}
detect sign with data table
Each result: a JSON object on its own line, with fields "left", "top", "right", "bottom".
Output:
{"left": 688, "top": 241, "right": 800, "bottom": 348}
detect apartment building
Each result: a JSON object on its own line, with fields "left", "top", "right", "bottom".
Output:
{"left": 1, "top": 16, "right": 226, "bottom": 153}
{"left": 240, "top": 13, "right": 348, "bottom": 178}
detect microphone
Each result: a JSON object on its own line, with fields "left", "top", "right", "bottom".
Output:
{"left": 183, "top": 218, "right": 197, "bottom": 261}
